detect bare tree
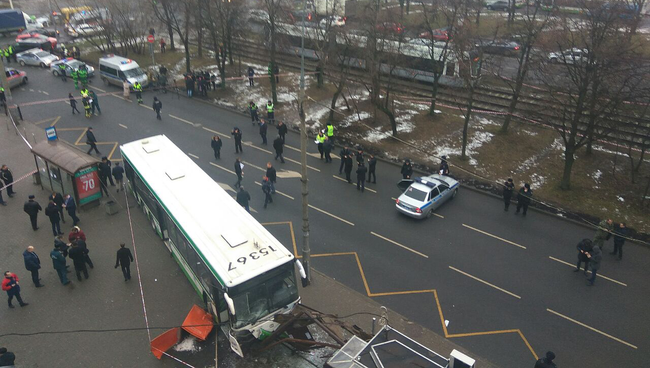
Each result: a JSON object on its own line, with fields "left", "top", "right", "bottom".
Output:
{"left": 153, "top": 0, "right": 192, "bottom": 73}
{"left": 263, "top": 0, "right": 289, "bottom": 104}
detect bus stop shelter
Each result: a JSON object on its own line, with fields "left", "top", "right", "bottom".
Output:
{"left": 31, "top": 139, "right": 102, "bottom": 209}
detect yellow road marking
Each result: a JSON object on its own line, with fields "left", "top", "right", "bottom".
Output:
{"left": 391, "top": 197, "right": 444, "bottom": 218}
{"left": 49, "top": 116, "right": 61, "bottom": 127}
{"left": 332, "top": 175, "right": 377, "bottom": 193}
{"left": 119, "top": 124, "right": 128, "bottom": 129}
{"left": 254, "top": 181, "right": 294, "bottom": 200}
{"left": 284, "top": 156, "right": 320, "bottom": 172}
{"left": 462, "top": 224, "right": 526, "bottom": 249}
{"left": 449, "top": 266, "right": 521, "bottom": 299}
{"left": 308, "top": 204, "right": 354, "bottom": 226}
{"left": 188, "top": 153, "right": 199, "bottom": 159}
{"left": 202, "top": 126, "right": 231, "bottom": 139}
{"left": 74, "top": 128, "right": 88, "bottom": 145}
{"left": 547, "top": 309, "right": 637, "bottom": 349}
{"left": 210, "top": 162, "right": 235, "bottom": 175}
{"left": 33, "top": 117, "right": 56, "bottom": 125}
{"left": 370, "top": 231, "right": 428, "bottom": 258}
{"left": 548, "top": 256, "right": 627, "bottom": 286}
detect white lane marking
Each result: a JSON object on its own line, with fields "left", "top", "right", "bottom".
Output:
{"left": 548, "top": 256, "right": 627, "bottom": 287}
{"left": 308, "top": 204, "right": 354, "bottom": 226}
{"left": 188, "top": 153, "right": 199, "bottom": 159}
{"left": 462, "top": 224, "right": 526, "bottom": 249}
{"left": 242, "top": 161, "right": 266, "bottom": 172}
{"left": 371, "top": 231, "right": 428, "bottom": 258}
{"left": 42, "top": 91, "right": 49, "bottom": 95}
{"left": 449, "top": 266, "right": 521, "bottom": 299}
{"left": 332, "top": 175, "right": 377, "bottom": 193}
{"left": 119, "top": 124, "right": 128, "bottom": 129}
{"left": 547, "top": 309, "right": 637, "bottom": 349}
{"left": 140, "top": 104, "right": 154, "bottom": 111}
{"left": 169, "top": 114, "right": 201, "bottom": 127}
{"left": 276, "top": 170, "right": 301, "bottom": 179}
{"left": 242, "top": 141, "right": 273, "bottom": 154}
{"left": 92, "top": 86, "right": 107, "bottom": 93}
{"left": 284, "top": 156, "right": 320, "bottom": 172}
{"left": 210, "top": 162, "right": 235, "bottom": 175}
{"left": 254, "top": 181, "right": 294, "bottom": 200}
{"left": 202, "top": 126, "right": 231, "bottom": 139}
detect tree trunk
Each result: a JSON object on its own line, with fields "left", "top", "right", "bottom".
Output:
{"left": 168, "top": 24, "right": 175, "bottom": 51}
{"left": 197, "top": 28, "right": 203, "bottom": 58}
{"left": 559, "top": 145, "right": 576, "bottom": 190}
{"left": 461, "top": 88, "right": 474, "bottom": 160}
{"left": 428, "top": 74, "right": 440, "bottom": 116}
{"left": 270, "top": 25, "right": 278, "bottom": 104}
{"left": 184, "top": 39, "right": 191, "bottom": 73}
{"left": 328, "top": 80, "right": 345, "bottom": 123}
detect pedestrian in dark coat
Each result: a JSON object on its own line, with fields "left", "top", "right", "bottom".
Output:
{"left": 75, "top": 239, "right": 94, "bottom": 269}
{"left": 23, "top": 246, "right": 43, "bottom": 287}
{"left": 54, "top": 235, "right": 69, "bottom": 257}
{"left": 0, "top": 187, "right": 5, "bottom": 206}
{"left": 86, "top": 127, "right": 100, "bottom": 155}
{"left": 356, "top": 163, "right": 368, "bottom": 192}
{"left": 248, "top": 66, "right": 255, "bottom": 86}
{"left": 610, "top": 222, "right": 628, "bottom": 260}
{"left": 260, "top": 119, "right": 268, "bottom": 145}
{"left": 115, "top": 243, "right": 134, "bottom": 281}
{"left": 45, "top": 200, "right": 62, "bottom": 236}
{"left": 367, "top": 155, "right": 377, "bottom": 183}
{"left": 2, "top": 272, "right": 28, "bottom": 308}
{"left": 112, "top": 163, "right": 124, "bottom": 192}
{"left": 234, "top": 158, "right": 243, "bottom": 188}
{"left": 534, "top": 351, "right": 557, "bottom": 368}
{"left": 62, "top": 194, "right": 79, "bottom": 226}
{"left": 515, "top": 183, "right": 532, "bottom": 216}
{"left": 0, "top": 165, "right": 15, "bottom": 197}
{"left": 574, "top": 238, "right": 593, "bottom": 274}
{"left": 586, "top": 245, "right": 602, "bottom": 286}
{"left": 344, "top": 155, "right": 353, "bottom": 183}
{"left": 503, "top": 178, "right": 515, "bottom": 211}
{"left": 339, "top": 147, "right": 350, "bottom": 174}
{"left": 50, "top": 245, "right": 70, "bottom": 285}
{"left": 153, "top": 97, "right": 163, "bottom": 120}
{"left": 89, "top": 90, "right": 101, "bottom": 115}
{"left": 323, "top": 138, "right": 333, "bottom": 163}
{"left": 232, "top": 127, "right": 243, "bottom": 153}
{"left": 401, "top": 159, "right": 413, "bottom": 179}
{"left": 356, "top": 149, "right": 364, "bottom": 165}
{"left": 249, "top": 102, "right": 259, "bottom": 124}
{"left": 0, "top": 347, "right": 16, "bottom": 366}
{"left": 211, "top": 136, "right": 222, "bottom": 160}
{"left": 98, "top": 158, "right": 111, "bottom": 196}
{"left": 236, "top": 186, "right": 251, "bottom": 213}
{"left": 273, "top": 136, "right": 285, "bottom": 163}
{"left": 49, "top": 191, "right": 66, "bottom": 223}
{"left": 68, "top": 243, "right": 89, "bottom": 281}
{"left": 23, "top": 195, "right": 42, "bottom": 230}
{"left": 262, "top": 176, "right": 273, "bottom": 209}
{"left": 439, "top": 156, "right": 450, "bottom": 176}
{"left": 69, "top": 93, "right": 80, "bottom": 114}
{"left": 266, "top": 163, "right": 277, "bottom": 194}
{"left": 277, "top": 121, "right": 288, "bottom": 143}
{"left": 185, "top": 76, "right": 194, "bottom": 97}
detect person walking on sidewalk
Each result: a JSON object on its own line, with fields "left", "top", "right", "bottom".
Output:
{"left": 86, "top": 127, "right": 100, "bottom": 155}
{"left": 63, "top": 194, "right": 80, "bottom": 226}
{"left": 153, "top": 97, "right": 163, "bottom": 120}
{"left": 0, "top": 165, "right": 15, "bottom": 197}
{"left": 266, "top": 163, "right": 277, "bottom": 194}
{"left": 515, "top": 183, "right": 533, "bottom": 216}
{"left": 586, "top": 245, "right": 602, "bottom": 286}
{"left": 2, "top": 272, "right": 28, "bottom": 308}
{"left": 49, "top": 191, "right": 66, "bottom": 224}
{"left": 249, "top": 101, "right": 259, "bottom": 124}
{"left": 23, "top": 195, "right": 42, "bottom": 230}
{"left": 610, "top": 222, "right": 628, "bottom": 260}
{"left": 211, "top": 136, "right": 222, "bottom": 160}
{"left": 114, "top": 243, "right": 134, "bottom": 282}
{"left": 248, "top": 66, "right": 255, "bottom": 86}
{"left": 534, "top": 351, "right": 557, "bottom": 368}
{"left": 160, "top": 37, "right": 166, "bottom": 53}
{"left": 273, "top": 135, "right": 285, "bottom": 163}
{"left": 68, "top": 243, "right": 89, "bottom": 281}
{"left": 234, "top": 158, "right": 243, "bottom": 189}
{"left": 74, "top": 238, "right": 94, "bottom": 269}
{"left": 232, "top": 127, "right": 243, "bottom": 154}
{"left": 367, "top": 155, "right": 377, "bottom": 184}
{"left": 23, "top": 246, "right": 43, "bottom": 287}
{"left": 98, "top": 158, "right": 111, "bottom": 197}
{"left": 112, "top": 163, "right": 124, "bottom": 192}
{"left": 89, "top": 90, "right": 101, "bottom": 115}
{"left": 503, "top": 178, "right": 515, "bottom": 211}
{"left": 262, "top": 176, "right": 273, "bottom": 209}
{"left": 356, "top": 162, "right": 368, "bottom": 193}
{"left": 69, "top": 93, "right": 81, "bottom": 114}
{"left": 277, "top": 121, "right": 287, "bottom": 143}
{"left": 50, "top": 245, "right": 70, "bottom": 285}
{"left": 45, "top": 200, "right": 63, "bottom": 236}
{"left": 259, "top": 119, "right": 268, "bottom": 145}
{"left": 237, "top": 186, "right": 251, "bottom": 213}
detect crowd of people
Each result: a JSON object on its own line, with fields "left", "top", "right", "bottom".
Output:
{"left": 184, "top": 70, "right": 218, "bottom": 98}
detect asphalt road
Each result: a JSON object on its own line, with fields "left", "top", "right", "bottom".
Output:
{"left": 8, "top": 65, "right": 650, "bottom": 368}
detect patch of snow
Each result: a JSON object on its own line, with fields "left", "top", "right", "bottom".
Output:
{"left": 590, "top": 169, "right": 602, "bottom": 183}
{"left": 469, "top": 158, "right": 478, "bottom": 166}
{"left": 468, "top": 131, "right": 494, "bottom": 151}
{"left": 475, "top": 116, "right": 498, "bottom": 127}
{"left": 530, "top": 173, "right": 546, "bottom": 189}
{"left": 174, "top": 336, "right": 201, "bottom": 353}
{"left": 434, "top": 109, "right": 442, "bottom": 114}
{"left": 364, "top": 129, "right": 392, "bottom": 143}
{"left": 340, "top": 111, "right": 371, "bottom": 128}
{"left": 617, "top": 196, "right": 625, "bottom": 202}
{"left": 523, "top": 130, "right": 538, "bottom": 136}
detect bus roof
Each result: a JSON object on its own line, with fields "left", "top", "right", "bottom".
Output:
{"left": 120, "top": 135, "right": 295, "bottom": 288}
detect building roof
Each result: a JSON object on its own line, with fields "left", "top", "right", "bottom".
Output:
{"left": 31, "top": 139, "right": 100, "bottom": 174}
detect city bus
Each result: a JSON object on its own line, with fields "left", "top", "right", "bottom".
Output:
{"left": 120, "top": 135, "right": 304, "bottom": 356}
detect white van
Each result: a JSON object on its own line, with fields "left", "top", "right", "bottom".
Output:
{"left": 98, "top": 54, "right": 148, "bottom": 88}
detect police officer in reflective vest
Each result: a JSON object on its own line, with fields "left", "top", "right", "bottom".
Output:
{"left": 249, "top": 101, "right": 259, "bottom": 125}
{"left": 58, "top": 63, "right": 67, "bottom": 81}
{"left": 2, "top": 48, "right": 9, "bottom": 63}
{"left": 71, "top": 69, "right": 79, "bottom": 89}
{"left": 80, "top": 87, "right": 89, "bottom": 99}
{"left": 266, "top": 100, "right": 274, "bottom": 123}
{"left": 78, "top": 66, "right": 88, "bottom": 88}
{"left": 326, "top": 122, "right": 334, "bottom": 143}
{"left": 8, "top": 45, "right": 15, "bottom": 62}
{"left": 134, "top": 82, "right": 143, "bottom": 104}
{"left": 0, "top": 87, "right": 6, "bottom": 106}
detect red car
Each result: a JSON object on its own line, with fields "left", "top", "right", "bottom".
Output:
{"left": 15, "top": 34, "right": 58, "bottom": 49}
{"left": 418, "top": 27, "right": 450, "bottom": 41}
{"left": 376, "top": 22, "right": 405, "bottom": 34}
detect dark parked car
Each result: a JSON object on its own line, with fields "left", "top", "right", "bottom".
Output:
{"left": 13, "top": 39, "right": 54, "bottom": 54}
{"left": 486, "top": 0, "right": 510, "bottom": 10}
{"left": 476, "top": 40, "right": 521, "bottom": 56}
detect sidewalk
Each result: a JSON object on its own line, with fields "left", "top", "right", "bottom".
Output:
{"left": 0, "top": 115, "right": 496, "bottom": 367}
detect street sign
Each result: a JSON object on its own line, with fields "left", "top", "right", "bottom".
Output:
{"left": 147, "top": 34, "right": 155, "bottom": 43}
{"left": 45, "top": 126, "right": 57, "bottom": 141}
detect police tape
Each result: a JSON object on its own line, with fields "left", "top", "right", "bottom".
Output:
{"left": 0, "top": 169, "right": 38, "bottom": 194}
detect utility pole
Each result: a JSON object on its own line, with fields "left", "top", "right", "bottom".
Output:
{"left": 299, "top": 0, "right": 311, "bottom": 284}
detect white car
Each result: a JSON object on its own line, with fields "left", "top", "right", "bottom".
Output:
{"left": 17, "top": 48, "right": 59, "bottom": 68}
{"left": 319, "top": 15, "right": 345, "bottom": 28}
{"left": 396, "top": 175, "right": 459, "bottom": 219}
{"left": 548, "top": 48, "right": 588, "bottom": 64}
{"left": 67, "top": 23, "right": 104, "bottom": 38}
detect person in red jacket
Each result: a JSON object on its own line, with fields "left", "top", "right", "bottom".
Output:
{"left": 2, "top": 272, "right": 28, "bottom": 308}
{"left": 68, "top": 226, "right": 86, "bottom": 242}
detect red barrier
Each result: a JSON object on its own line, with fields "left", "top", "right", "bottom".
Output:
{"left": 150, "top": 327, "right": 180, "bottom": 359}
{"left": 182, "top": 304, "right": 214, "bottom": 341}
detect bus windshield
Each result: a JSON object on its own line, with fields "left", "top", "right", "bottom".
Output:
{"left": 230, "top": 262, "right": 298, "bottom": 329}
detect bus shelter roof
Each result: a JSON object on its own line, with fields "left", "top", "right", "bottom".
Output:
{"left": 31, "top": 140, "right": 100, "bottom": 174}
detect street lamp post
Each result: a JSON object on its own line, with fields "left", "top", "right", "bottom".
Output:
{"left": 299, "top": 0, "right": 311, "bottom": 284}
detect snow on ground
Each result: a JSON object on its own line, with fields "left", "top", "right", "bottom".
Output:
{"left": 340, "top": 111, "right": 371, "bottom": 127}
{"left": 590, "top": 169, "right": 603, "bottom": 183}
{"left": 173, "top": 336, "right": 201, "bottom": 353}
{"left": 530, "top": 173, "right": 547, "bottom": 189}
{"left": 306, "top": 105, "right": 331, "bottom": 130}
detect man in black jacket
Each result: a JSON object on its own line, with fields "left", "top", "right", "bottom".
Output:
{"left": 515, "top": 183, "right": 533, "bottom": 216}
{"left": 114, "top": 243, "right": 134, "bottom": 281}
{"left": 339, "top": 147, "right": 351, "bottom": 174}
{"left": 266, "top": 163, "right": 277, "bottom": 194}
{"left": 0, "top": 165, "right": 15, "bottom": 197}
{"left": 86, "top": 127, "right": 100, "bottom": 155}
{"left": 211, "top": 136, "right": 222, "bottom": 160}
{"left": 0, "top": 347, "right": 16, "bottom": 366}
{"left": 273, "top": 136, "right": 285, "bottom": 163}
{"left": 277, "top": 121, "right": 288, "bottom": 143}
{"left": 356, "top": 162, "right": 368, "bottom": 193}
{"left": 49, "top": 191, "right": 66, "bottom": 223}
{"left": 236, "top": 186, "right": 251, "bottom": 213}
{"left": 68, "top": 242, "right": 89, "bottom": 281}
{"left": 63, "top": 194, "right": 80, "bottom": 226}
{"left": 401, "top": 159, "right": 413, "bottom": 179}
{"left": 502, "top": 178, "right": 514, "bottom": 211}
{"left": 259, "top": 119, "right": 268, "bottom": 145}
{"left": 23, "top": 246, "right": 43, "bottom": 287}
{"left": 367, "top": 155, "right": 377, "bottom": 184}
{"left": 610, "top": 222, "right": 628, "bottom": 260}
{"left": 112, "top": 163, "right": 124, "bottom": 192}
{"left": 23, "top": 195, "right": 42, "bottom": 231}
{"left": 234, "top": 158, "right": 243, "bottom": 188}
{"left": 323, "top": 137, "right": 333, "bottom": 163}
{"left": 344, "top": 154, "right": 353, "bottom": 183}
{"left": 574, "top": 239, "right": 593, "bottom": 274}
{"left": 534, "top": 351, "right": 557, "bottom": 368}
{"left": 98, "top": 158, "right": 111, "bottom": 196}
{"left": 45, "top": 200, "right": 63, "bottom": 236}
{"left": 231, "top": 127, "right": 243, "bottom": 154}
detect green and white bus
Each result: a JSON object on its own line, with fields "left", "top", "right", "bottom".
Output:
{"left": 120, "top": 135, "right": 304, "bottom": 356}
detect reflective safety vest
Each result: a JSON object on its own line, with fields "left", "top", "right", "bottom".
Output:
{"left": 134, "top": 82, "right": 142, "bottom": 92}
{"left": 71, "top": 70, "right": 78, "bottom": 79}
{"left": 326, "top": 124, "right": 334, "bottom": 137}
{"left": 267, "top": 103, "right": 274, "bottom": 113}
{"left": 78, "top": 70, "right": 87, "bottom": 79}
{"left": 2, "top": 49, "right": 8, "bottom": 57}
{"left": 7, "top": 46, "right": 13, "bottom": 55}
{"left": 250, "top": 103, "right": 258, "bottom": 111}
{"left": 80, "top": 89, "right": 89, "bottom": 98}
{"left": 58, "top": 63, "right": 66, "bottom": 71}
{"left": 316, "top": 134, "right": 326, "bottom": 144}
